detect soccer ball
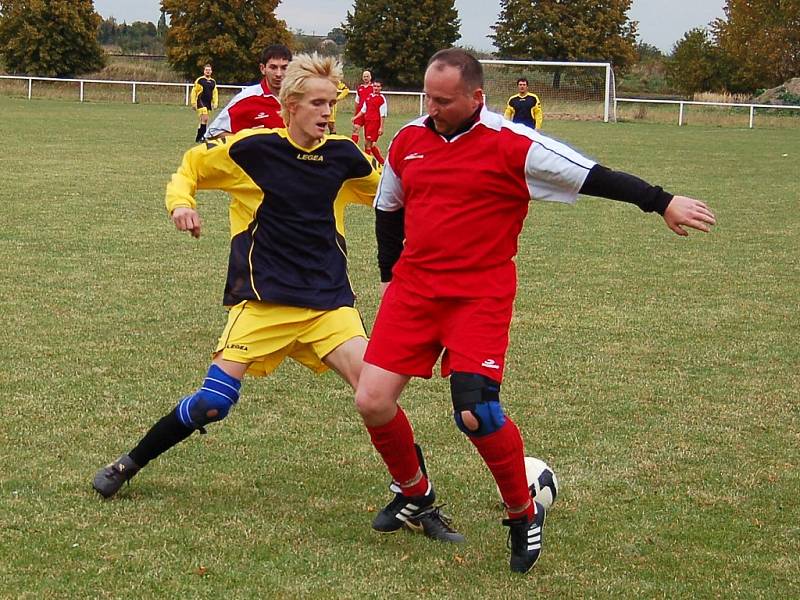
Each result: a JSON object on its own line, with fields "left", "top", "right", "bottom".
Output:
{"left": 496, "top": 456, "right": 559, "bottom": 510}
{"left": 525, "top": 456, "right": 559, "bottom": 509}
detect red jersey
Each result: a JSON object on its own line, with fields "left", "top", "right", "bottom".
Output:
{"left": 355, "top": 83, "right": 373, "bottom": 113}
{"left": 374, "top": 106, "right": 595, "bottom": 299}
{"left": 206, "top": 79, "right": 284, "bottom": 138}
{"left": 359, "top": 92, "right": 387, "bottom": 122}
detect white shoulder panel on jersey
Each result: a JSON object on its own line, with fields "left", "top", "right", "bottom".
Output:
{"left": 523, "top": 130, "right": 596, "bottom": 204}
{"left": 400, "top": 114, "right": 428, "bottom": 130}
{"left": 477, "top": 107, "right": 593, "bottom": 203}
{"left": 374, "top": 158, "right": 404, "bottom": 211}
{"left": 206, "top": 82, "right": 266, "bottom": 138}
{"left": 479, "top": 106, "right": 507, "bottom": 131}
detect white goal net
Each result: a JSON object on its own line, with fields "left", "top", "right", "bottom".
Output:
{"left": 480, "top": 60, "right": 617, "bottom": 123}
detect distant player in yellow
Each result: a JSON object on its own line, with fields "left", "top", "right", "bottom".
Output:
{"left": 190, "top": 64, "right": 218, "bottom": 142}
{"left": 504, "top": 78, "right": 542, "bottom": 130}
{"left": 328, "top": 79, "right": 351, "bottom": 134}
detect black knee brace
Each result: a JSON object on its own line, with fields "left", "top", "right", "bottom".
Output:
{"left": 450, "top": 371, "right": 506, "bottom": 437}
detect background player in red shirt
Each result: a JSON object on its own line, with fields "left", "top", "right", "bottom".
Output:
{"left": 350, "top": 69, "right": 373, "bottom": 144}
{"left": 354, "top": 49, "right": 716, "bottom": 574}
{"left": 206, "top": 44, "right": 291, "bottom": 139}
{"left": 355, "top": 81, "right": 387, "bottom": 164}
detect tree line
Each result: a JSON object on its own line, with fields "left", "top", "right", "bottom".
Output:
{"left": 0, "top": 0, "right": 796, "bottom": 94}
{"left": 98, "top": 14, "right": 168, "bottom": 55}
{"left": 669, "top": 1, "right": 800, "bottom": 95}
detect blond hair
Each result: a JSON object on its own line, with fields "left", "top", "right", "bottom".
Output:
{"left": 279, "top": 53, "right": 343, "bottom": 125}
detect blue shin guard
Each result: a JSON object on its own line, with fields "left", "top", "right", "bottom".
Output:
{"left": 176, "top": 364, "right": 241, "bottom": 431}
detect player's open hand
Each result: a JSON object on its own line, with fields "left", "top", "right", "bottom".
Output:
{"left": 663, "top": 196, "right": 716, "bottom": 236}
{"left": 172, "top": 207, "right": 202, "bottom": 238}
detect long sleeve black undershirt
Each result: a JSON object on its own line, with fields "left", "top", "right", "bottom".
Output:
{"left": 376, "top": 207, "right": 404, "bottom": 282}
{"left": 581, "top": 164, "right": 673, "bottom": 215}
{"left": 375, "top": 164, "right": 673, "bottom": 282}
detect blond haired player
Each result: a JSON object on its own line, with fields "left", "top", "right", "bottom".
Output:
{"left": 92, "top": 55, "right": 395, "bottom": 513}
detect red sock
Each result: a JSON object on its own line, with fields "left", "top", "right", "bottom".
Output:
{"left": 366, "top": 408, "right": 428, "bottom": 496}
{"left": 468, "top": 417, "right": 534, "bottom": 520}
{"left": 351, "top": 133, "right": 359, "bottom": 143}
{"left": 370, "top": 145, "right": 384, "bottom": 165}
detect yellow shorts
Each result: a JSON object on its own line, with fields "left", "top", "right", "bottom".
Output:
{"left": 196, "top": 107, "right": 210, "bottom": 116}
{"left": 214, "top": 301, "right": 366, "bottom": 377}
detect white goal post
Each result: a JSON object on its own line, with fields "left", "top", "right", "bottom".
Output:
{"left": 479, "top": 59, "right": 616, "bottom": 123}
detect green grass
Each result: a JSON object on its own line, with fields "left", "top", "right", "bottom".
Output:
{"left": 1, "top": 97, "right": 798, "bottom": 599}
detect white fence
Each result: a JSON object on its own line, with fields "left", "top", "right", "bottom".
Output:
{"left": 0, "top": 74, "right": 245, "bottom": 104}
{"left": 616, "top": 97, "right": 800, "bottom": 128}
{"left": 383, "top": 90, "right": 425, "bottom": 115}
{"left": 0, "top": 74, "right": 426, "bottom": 114}
{"left": 3, "top": 74, "right": 799, "bottom": 126}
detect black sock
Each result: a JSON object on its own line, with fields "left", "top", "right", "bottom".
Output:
{"left": 128, "top": 409, "right": 194, "bottom": 468}
{"left": 415, "top": 443, "right": 428, "bottom": 477}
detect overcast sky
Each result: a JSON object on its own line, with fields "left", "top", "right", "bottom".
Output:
{"left": 93, "top": 0, "right": 726, "bottom": 54}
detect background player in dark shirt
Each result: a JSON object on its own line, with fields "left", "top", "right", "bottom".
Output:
{"left": 328, "top": 79, "right": 351, "bottom": 134}
{"left": 190, "top": 64, "right": 218, "bottom": 142}
{"left": 504, "top": 78, "right": 542, "bottom": 130}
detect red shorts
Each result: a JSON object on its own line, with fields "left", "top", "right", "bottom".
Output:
{"left": 364, "top": 119, "right": 382, "bottom": 142}
{"left": 364, "top": 282, "right": 514, "bottom": 381}
{"left": 352, "top": 112, "right": 365, "bottom": 127}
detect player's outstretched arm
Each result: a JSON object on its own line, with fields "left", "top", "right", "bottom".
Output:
{"left": 663, "top": 196, "right": 716, "bottom": 236}
{"left": 573, "top": 164, "right": 717, "bottom": 236}
{"left": 172, "top": 207, "right": 202, "bottom": 238}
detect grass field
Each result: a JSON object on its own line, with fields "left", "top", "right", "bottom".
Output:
{"left": 1, "top": 97, "right": 798, "bottom": 599}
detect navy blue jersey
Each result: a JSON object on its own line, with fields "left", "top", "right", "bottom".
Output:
{"left": 166, "top": 129, "right": 380, "bottom": 309}
{"left": 504, "top": 93, "right": 542, "bottom": 129}
{"left": 191, "top": 76, "right": 217, "bottom": 109}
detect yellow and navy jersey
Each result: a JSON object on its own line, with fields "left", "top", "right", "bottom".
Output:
{"left": 504, "top": 93, "right": 543, "bottom": 129}
{"left": 165, "top": 128, "right": 380, "bottom": 310}
{"left": 191, "top": 76, "right": 218, "bottom": 110}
